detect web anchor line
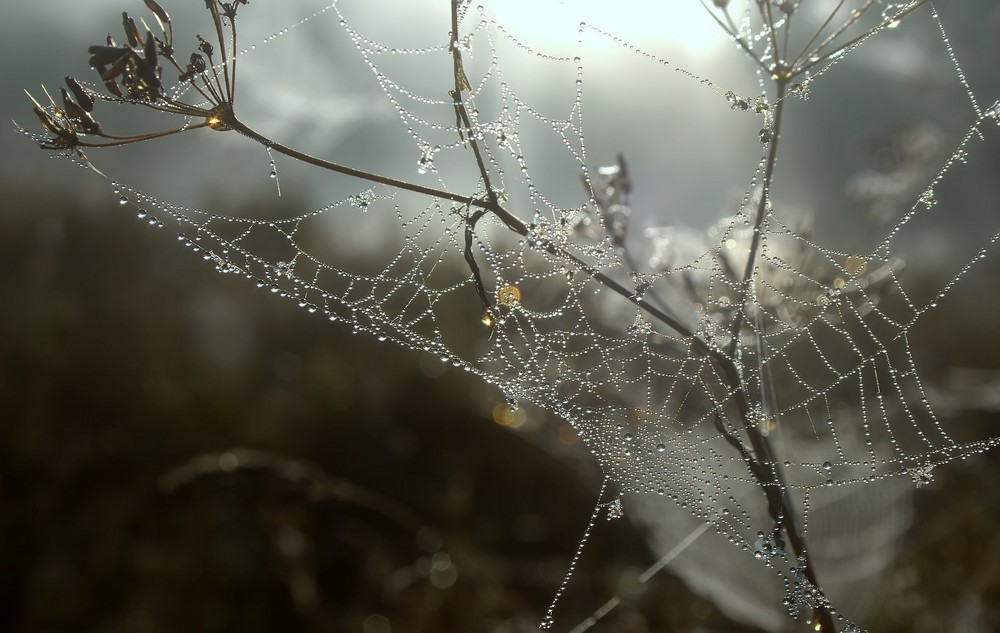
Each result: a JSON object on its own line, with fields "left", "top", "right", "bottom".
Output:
{"left": 567, "top": 522, "right": 711, "bottom": 633}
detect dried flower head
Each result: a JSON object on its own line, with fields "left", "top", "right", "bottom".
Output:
{"left": 701, "top": 0, "right": 928, "bottom": 84}
{"left": 19, "top": 0, "right": 251, "bottom": 168}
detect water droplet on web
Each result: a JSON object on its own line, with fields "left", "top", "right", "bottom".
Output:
{"left": 910, "top": 464, "right": 935, "bottom": 487}
{"left": 263, "top": 148, "right": 282, "bottom": 196}
{"left": 919, "top": 188, "right": 937, "bottom": 209}
{"left": 417, "top": 154, "right": 431, "bottom": 175}
{"left": 606, "top": 497, "right": 624, "bottom": 520}
{"left": 822, "top": 461, "right": 832, "bottom": 472}
{"left": 656, "top": 443, "right": 666, "bottom": 453}
{"left": 790, "top": 81, "right": 811, "bottom": 99}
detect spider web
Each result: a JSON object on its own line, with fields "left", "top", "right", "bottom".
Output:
{"left": 24, "top": 0, "right": 1000, "bottom": 629}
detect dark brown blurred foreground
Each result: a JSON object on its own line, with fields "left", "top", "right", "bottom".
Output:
{"left": 2, "top": 188, "right": 999, "bottom": 632}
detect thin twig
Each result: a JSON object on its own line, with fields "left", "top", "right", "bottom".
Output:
{"left": 718, "top": 76, "right": 835, "bottom": 631}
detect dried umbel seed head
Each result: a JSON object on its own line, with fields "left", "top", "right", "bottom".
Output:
{"left": 87, "top": 22, "right": 164, "bottom": 102}
{"left": 22, "top": 0, "right": 253, "bottom": 166}
{"left": 217, "top": 0, "right": 252, "bottom": 20}
{"left": 24, "top": 86, "right": 90, "bottom": 151}
{"left": 703, "top": 0, "right": 930, "bottom": 89}
{"left": 205, "top": 104, "right": 235, "bottom": 131}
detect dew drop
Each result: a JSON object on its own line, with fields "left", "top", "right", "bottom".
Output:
{"left": 606, "top": 497, "right": 624, "bottom": 519}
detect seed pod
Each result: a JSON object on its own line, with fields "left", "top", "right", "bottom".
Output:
{"left": 144, "top": 30, "right": 157, "bottom": 68}
{"left": 189, "top": 53, "right": 207, "bottom": 74}
{"left": 88, "top": 45, "right": 128, "bottom": 68}
{"left": 76, "top": 110, "right": 102, "bottom": 135}
{"left": 99, "top": 53, "right": 130, "bottom": 83}
{"left": 122, "top": 12, "right": 142, "bottom": 48}
{"left": 143, "top": 0, "right": 171, "bottom": 24}
{"left": 103, "top": 74, "right": 123, "bottom": 98}
{"left": 32, "top": 106, "right": 58, "bottom": 134}
{"left": 60, "top": 87, "right": 86, "bottom": 119}
{"left": 99, "top": 53, "right": 130, "bottom": 82}
{"left": 135, "top": 49, "right": 163, "bottom": 99}
{"left": 198, "top": 37, "right": 214, "bottom": 57}
{"left": 64, "top": 76, "right": 94, "bottom": 112}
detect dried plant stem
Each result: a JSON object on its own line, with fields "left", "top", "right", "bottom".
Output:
{"left": 223, "top": 111, "right": 702, "bottom": 345}
{"left": 721, "top": 76, "right": 836, "bottom": 633}
{"left": 226, "top": 115, "right": 482, "bottom": 208}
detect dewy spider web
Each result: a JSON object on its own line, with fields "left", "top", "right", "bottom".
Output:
{"left": 21, "top": 0, "right": 1000, "bottom": 629}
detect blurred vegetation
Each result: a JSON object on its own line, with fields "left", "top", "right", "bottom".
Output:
{"left": 1, "top": 186, "right": 998, "bottom": 632}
